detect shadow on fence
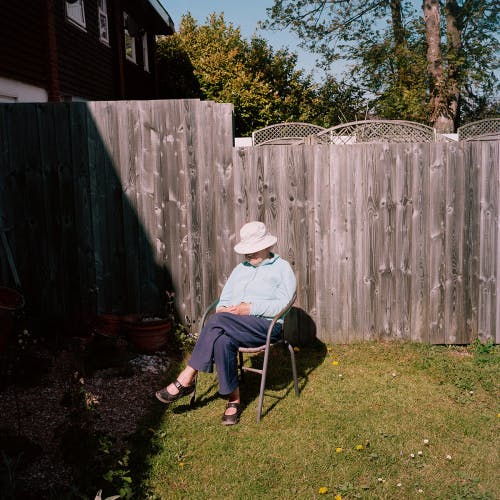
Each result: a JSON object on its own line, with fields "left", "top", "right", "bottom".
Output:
{"left": 0, "top": 102, "right": 179, "bottom": 337}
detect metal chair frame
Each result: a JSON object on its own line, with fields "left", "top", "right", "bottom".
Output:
{"left": 191, "top": 291, "right": 299, "bottom": 422}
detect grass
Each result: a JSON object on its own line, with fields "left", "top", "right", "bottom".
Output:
{"left": 137, "top": 341, "right": 499, "bottom": 499}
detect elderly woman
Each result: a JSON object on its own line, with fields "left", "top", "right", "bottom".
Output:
{"left": 155, "top": 221, "right": 296, "bottom": 425}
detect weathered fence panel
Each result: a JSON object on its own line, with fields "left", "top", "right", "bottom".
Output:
{"left": 0, "top": 101, "right": 499, "bottom": 343}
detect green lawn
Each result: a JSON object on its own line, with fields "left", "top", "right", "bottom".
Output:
{"left": 138, "top": 341, "right": 499, "bottom": 499}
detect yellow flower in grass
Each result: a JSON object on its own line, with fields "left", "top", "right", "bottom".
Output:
{"left": 356, "top": 444, "right": 364, "bottom": 451}
{"left": 318, "top": 486, "right": 328, "bottom": 494}
{"left": 335, "top": 447, "right": 343, "bottom": 453}
{"left": 178, "top": 462, "right": 186, "bottom": 467}
{"left": 335, "top": 495, "right": 342, "bottom": 500}
{"left": 332, "top": 360, "right": 339, "bottom": 366}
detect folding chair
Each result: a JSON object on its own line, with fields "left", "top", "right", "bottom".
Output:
{"left": 191, "top": 291, "right": 299, "bottom": 422}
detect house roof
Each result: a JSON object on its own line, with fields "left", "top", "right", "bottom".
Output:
{"left": 147, "top": 0, "right": 175, "bottom": 34}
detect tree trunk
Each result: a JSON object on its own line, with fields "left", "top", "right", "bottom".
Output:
{"left": 390, "top": 0, "right": 405, "bottom": 47}
{"left": 390, "top": 0, "right": 406, "bottom": 86}
{"left": 445, "top": 0, "right": 462, "bottom": 129}
{"left": 423, "top": 0, "right": 454, "bottom": 133}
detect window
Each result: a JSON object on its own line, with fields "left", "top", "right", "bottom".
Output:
{"left": 123, "top": 12, "right": 137, "bottom": 63}
{"left": 142, "top": 32, "right": 149, "bottom": 72}
{"left": 65, "top": 0, "right": 86, "bottom": 29}
{"left": 98, "top": 0, "right": 109, "bottom": 44}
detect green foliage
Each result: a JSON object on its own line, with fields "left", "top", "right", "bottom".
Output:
{"left": 306, "top": 76, "right": 367, "bottom": 126}
{"left": 102, "top": 450, "right": 133, "bottom": 500}
{"left": 264, "top": 0, "right": 499, "bottom": 128}
{"left": 0, "top": 450, "right": 21, "bottom": 500}
{"left": 470, "top": 337, "right": 496, "bottom": 355}
{"left": 172, "top": 321, "right": 197, "bottom": 354}
{"left": 54, "top": 369, "right": 141, "bottom": 498}
{"left": 156, "top": 13, "right": 365, "bottom": 136}
{"left": 165, "top": 292, "right": 197, "bottom": 353}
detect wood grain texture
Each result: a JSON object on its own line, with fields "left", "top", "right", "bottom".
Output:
{"left": 1, "top": 101, "right": 499, "bottom": 343}
{"left": 477, "top": 141, "right": 499, "bottom": 342}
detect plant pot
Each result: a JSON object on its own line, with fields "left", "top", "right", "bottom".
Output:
{"left": 123, "top": 316, "right": 172, "bottom": 353}
{"left": 0, "top": 286, "right": 25, "bottom": 352}
{"left": 95, "top": 314, "right": 123, "bottom": 337}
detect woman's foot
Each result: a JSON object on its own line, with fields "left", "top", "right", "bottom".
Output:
{"left": 221, "top": 402, "right": 242, "bottom": 425}
{"left": 155, "top": 379, "right": 195, "bottom": 403}
{"left": 155, "top": 367, "right": 197, "bottom": 404}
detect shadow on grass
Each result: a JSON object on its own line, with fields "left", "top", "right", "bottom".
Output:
{"left": 238, "top": 337, "right": 328, "bottom": 419}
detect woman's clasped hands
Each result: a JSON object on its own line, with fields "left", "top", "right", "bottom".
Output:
{"left": 216, "top": 303, "right": 251, "bottom": 315}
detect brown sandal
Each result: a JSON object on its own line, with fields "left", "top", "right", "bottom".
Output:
{"left": 221, "top": 402, "right": 242, "bottom": 425}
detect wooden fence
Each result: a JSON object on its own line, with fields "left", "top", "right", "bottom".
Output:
{"left": 0, "top": 100, "right": 499, "bottom": 344}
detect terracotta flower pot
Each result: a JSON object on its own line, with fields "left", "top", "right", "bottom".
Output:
{"left": 123, "top": 316, "right": 172, "bottom": 353}
{"left": 0, "top": 286, "right": 25, "bottom": 352}
{"left": 95, "top": 314, "right": 123, "bottom": 337}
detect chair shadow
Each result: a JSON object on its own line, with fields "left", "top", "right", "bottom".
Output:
{"left": 240, "top": 337, "right": 327, "bottom": 419}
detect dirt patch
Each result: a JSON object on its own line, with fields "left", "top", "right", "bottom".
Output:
{"left": 0, "top": 335, "right": 175, "bottom": 498}
{"left": 446, "top": 346, "right": 472, "bottom": 358}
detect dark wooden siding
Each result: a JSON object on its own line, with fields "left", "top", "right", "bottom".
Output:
{"left": 0, "top": 3, "right": 47, "bottom": 89}
{"left": 0, "top": 1, "right": 171, "bottom": 100}
{"left": 120, "top": 0, "right": 163, "bottom": 99}
{"left": 55, "top": 1, "right": 116, "bottom": 99}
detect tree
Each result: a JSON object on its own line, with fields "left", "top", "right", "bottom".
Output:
{"left": 157, "top": 13, "right": 366, "bottom": 136}
{"left": 264, "top": 0, "right": 499, "bottom": 132}
{"left": 306, "top": 76, "right": 367, "bottom": 126}
{"left": 157, "top": 14, "right": 305, "bottom": 135}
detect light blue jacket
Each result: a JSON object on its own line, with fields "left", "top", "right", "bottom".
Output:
{"left": 218, "top": 253, "right": 297, "bottom": 319}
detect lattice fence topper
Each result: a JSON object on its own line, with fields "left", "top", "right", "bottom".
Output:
{"left": 252, "top": 122, "right": 326, "bottom": 145}
{"left": 311, "top": 120, "right": 447, "bottom": 144}
{"left": 458, "top": 118, "right": 500, "bottom": 141}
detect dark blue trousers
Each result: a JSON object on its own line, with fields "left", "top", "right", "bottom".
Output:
{"left": 188, "top": 313, "right": 282, "bottom": 395}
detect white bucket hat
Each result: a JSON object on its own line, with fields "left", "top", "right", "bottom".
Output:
{"left": 234, "top": 221, "right": 278, "bottom": 255}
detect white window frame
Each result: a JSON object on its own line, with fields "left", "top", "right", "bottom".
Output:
{"left": 123, "top": 12, "right": 137, "bottom": 63}
{"left": 98, "top": 0, "right": 109, "bottom": 45}
{"left": 142, "top": 32, "right": 150, "bottom": 72}
{"left": 65, "top": 0, "right": 86, "bottom": 30}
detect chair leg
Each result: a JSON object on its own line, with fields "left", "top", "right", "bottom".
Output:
{"left": 287, "top": 342, "right": 300, "bottom": 397}
{"left": 256, "top": 346, "right": 272, "bottom": 422}
{"left": 189, "top": 373, "right": 198, "bottom": 407}
{"left": 238, "top": 351, "right": 245, "bottom": 381}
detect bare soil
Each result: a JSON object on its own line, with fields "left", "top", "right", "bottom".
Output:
{"left": 0, "top": 334, "right": 175, "bottom": 499}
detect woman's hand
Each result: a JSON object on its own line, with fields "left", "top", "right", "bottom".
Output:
{"left": 216, "top": 303, "right": 251, "bottom": 315}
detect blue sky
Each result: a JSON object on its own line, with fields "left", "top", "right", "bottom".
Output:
{"left": 160, "top": 0, "right": 323, "bottom": 80}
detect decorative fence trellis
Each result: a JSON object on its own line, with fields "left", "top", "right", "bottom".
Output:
{"left": 252, "top": 122, "right": 326, "bottom": 145}
{"left": 0, "top": 101, "right": 499, "bottom": 344}
{"left": 312, "top": 120, "right": 446, "bottom": 144}
{"left": 252, "top": 120, "right": 452, "bottom": 145}
{"left": 458, "top": 118, "right": 500, "bottom": 141}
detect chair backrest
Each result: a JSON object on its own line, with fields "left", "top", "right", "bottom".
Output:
{"left": 199, "top": 298, "right": 219, "bottom": 330}
{"left": 263, "top": 290, "right": 297, "bottom": 346}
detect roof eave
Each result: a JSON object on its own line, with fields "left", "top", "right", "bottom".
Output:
{"left": 147, "top": 0, "right": 175, "bottom": 34}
